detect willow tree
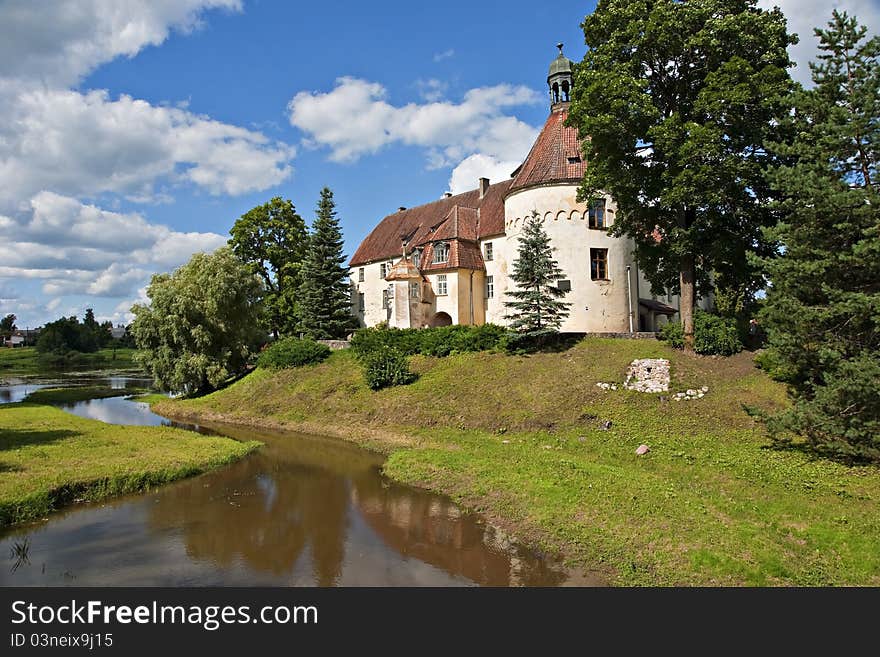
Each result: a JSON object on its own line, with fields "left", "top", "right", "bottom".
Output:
{"left": 568, "top": 0, "right": 795, "bottom": 350}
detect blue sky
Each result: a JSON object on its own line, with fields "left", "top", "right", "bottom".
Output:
{"left": 1, "top": 0, "right": 876, "bottom": 329}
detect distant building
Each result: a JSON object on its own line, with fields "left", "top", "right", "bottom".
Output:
{"left": 110, "top": 324, "right": 127, "bottom": 340}
{"left": 349, "top": 44, "right": 710, "bottom": 333}
{"left": 2, "top": 334, "right": 25, "bottom": 347}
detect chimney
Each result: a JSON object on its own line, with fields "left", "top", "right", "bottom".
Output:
{"left": 479, "top": 177, "right": 490, "bottom": 199}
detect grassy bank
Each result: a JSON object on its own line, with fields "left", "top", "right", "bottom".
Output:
{"left": 155, "top": 338, "right": 880, "bottom": 586}
{"left": 0, "top": 347, "right": 141, "bottom": 379}
{"left": 23, "top": 386, "right": 148, "bottom": 405}
{"left": 0, "top": 402, "right": 259, "bottom": 527}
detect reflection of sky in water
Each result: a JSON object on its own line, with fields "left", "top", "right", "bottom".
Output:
{"left": 60, "top": 396, "right": 171, "bottom": 426}
{"left": 0, "top": 383, "right": 48, "bottom": 403}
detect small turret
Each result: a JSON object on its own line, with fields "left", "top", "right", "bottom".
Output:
{"left": 547, "top": 42, "right": 574, "bottom": 108}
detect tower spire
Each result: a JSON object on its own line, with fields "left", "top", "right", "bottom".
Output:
{"left": 547, "top": 43, "right": 574, "bottom": 109}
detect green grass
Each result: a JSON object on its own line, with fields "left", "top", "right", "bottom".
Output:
{"left": 0, "top": 402, "right": 260, "bottom": 527}
{"left": 0, "top": 347, "right": 141, "bottom": 378}
{"left": 156, "top": 338, "right": 880, "bottom": 586}
{"left": 24, "top": 386, "right": 148, "bottom": 405}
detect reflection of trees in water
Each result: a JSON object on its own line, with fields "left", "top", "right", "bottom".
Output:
{"left": 148, "top": 425, "right": 567, "bottom": 586}
{"left": 149, "top": 453, "right": 348, "bottom": 585}
{"left": 351, "top": 474, "right": 568, "bottom": 587}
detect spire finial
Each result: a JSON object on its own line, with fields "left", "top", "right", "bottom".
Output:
{"left": 557, "top": 42, "right": 564, "bottom": 54}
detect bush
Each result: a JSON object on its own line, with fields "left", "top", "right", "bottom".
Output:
{"left": 350, "top": 324, "right": 507, "bottom": 360}
{"left": 257, "top": 338, "right": 331, "bottom": 369}
{"left": 754, "top": 348, "right": 793, "bottom": 382}
{"left": 363, "top": 347, "right": 417, "bottom": 390}
{"left": 659, "top": 311, "right": 742, "bottom": 356}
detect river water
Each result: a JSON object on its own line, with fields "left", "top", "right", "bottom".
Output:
{"left": 0, "top": 378, "right": 591, "bottom": 586}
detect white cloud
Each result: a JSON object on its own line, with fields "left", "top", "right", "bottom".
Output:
{"left": 288, "top": 77, "right": 540, "bottom": 167}
{"left": 758, "top": 0, "right": 880, "bottom": 84}
{"left": 0, "top": 86, "right": 294, "bottom": 205}
{"left": 0, "top": 1, "right": 295, "bottom": 327}
{"left": 448, "top": 153, "right": 522, "bottom": 195}
{"left": 0, "top": 192, "right": 225, "bottom": 299}
{"left": 0, "top": 1, "right": 242, "bottom": 87}
{"left": 416, "top": 78, "right": 449, "bottom": 102}
{"left": 433, "top": 49, "right": 455, "bottom": 63}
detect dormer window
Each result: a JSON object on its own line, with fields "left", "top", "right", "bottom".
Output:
{"left": 433, "top": 242, "right": 449, "bottom": 264}
{"left": 412, "top": 249, "right": 421, "bottom": 269}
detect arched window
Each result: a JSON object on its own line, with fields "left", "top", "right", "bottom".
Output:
{"left": 412, "top": 249, "right": 421, "bottom": 268}
{"left": 561, "top": 80, "right": 570, "bottom": 102}
{"left": 432, "top": 242, "right": 449, "bottom": 263}
{"left": 551, "top": 82, "right": 560, "bottom": 104}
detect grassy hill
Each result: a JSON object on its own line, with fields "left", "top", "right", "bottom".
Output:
{"left": 155, "top": 337, "right": 880, "bottom": 586}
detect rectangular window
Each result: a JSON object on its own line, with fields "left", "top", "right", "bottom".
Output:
{"left": 590, "top": 248, "right": 608, "bottom": 280}
{"left": 433, "top": 242, "right": 449, "bottom": 263}
{"left": 412, "top": 250, "right": 421, "bottom": 268}
{"left": 358, "top": 267, "right": 364, "bottom": 282}
{"left": 409, "top": 282, "right": 420, "bottom": 298}
{"left": 486, "top": 275, "right": 494, "bottom": 299}
{"left": 380, "top": 263, "right": 389, "bottom": 279}
{"left": 588, "top": 198, "right": 606, "bottom": 229}
{"left": 557, "top": 279, "right": 571, "bottom": 292}
{"left": 484, "top": 242, "right": 493, "bottom": 261}
{"left": 358, "top": 292, "right": 365, "bottom": 312}
{"left": 381, "top": 289, "right": 390, "bottom": 309}
{"left": 437, "top": 274, "right": 448, "bottom": 296}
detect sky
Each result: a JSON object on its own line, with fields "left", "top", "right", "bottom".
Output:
{"left": 0, "top": 0, "right": 877, "bottom": 330}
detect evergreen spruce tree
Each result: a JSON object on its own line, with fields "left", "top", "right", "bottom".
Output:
{"left": 298, "top": 187, "right": 355, "bottom": 339}
{"left": 761, "top": 11, "right": 879, "bottom": 461}
{"left": 503, "top": 213, "right": 571, "bottom": 341}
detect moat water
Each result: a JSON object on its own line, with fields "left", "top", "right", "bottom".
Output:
{"left": 0, "top": 379, "right": 593, "bottom": 586}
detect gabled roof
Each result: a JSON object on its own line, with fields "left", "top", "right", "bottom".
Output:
{"left": 349, "top": 179, "right": 511, "bottom": 266}
{"left": 509, "top": 106, "right": 585, "bottom": 192}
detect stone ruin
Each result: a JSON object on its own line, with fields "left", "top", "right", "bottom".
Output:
{"left": 623, "top": 358, "right": 670, "bottom": 393}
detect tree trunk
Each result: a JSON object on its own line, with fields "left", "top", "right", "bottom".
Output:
{"left": 680, "top": 253, "right": 696, "bottom": 353}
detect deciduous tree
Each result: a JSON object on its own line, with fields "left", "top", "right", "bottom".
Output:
{"left": 229, "top": 197, "right": 307, "bottom": 338}
{"left": 130, "top": 247, "right": 264, "bottom": 394}
{"left": 569, "top": 0, "right": 795, "bottom": 350}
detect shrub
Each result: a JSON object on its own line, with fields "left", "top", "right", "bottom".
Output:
{"left": 257, "top": 338, "right": 331, "bottom": 369}
{"left": 350, "top": 324, "right": 507, "bottom": 360}
{"left": 363, "top": 347, "right": 417, "bottom": 390}
{"left": 754, "top": 348, "right": 793, "bottom": 382}
{"left": 659, "top": 311, "right": 742, "bottom": 356}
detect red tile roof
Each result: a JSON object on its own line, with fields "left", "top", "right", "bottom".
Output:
{"left": 509, "top": 106, "right": 585, "bottom": 192}
{"left": 349, "top": 179, "right": 511, "bottom": 266}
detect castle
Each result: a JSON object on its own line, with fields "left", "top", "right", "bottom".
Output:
{"left": 349, "top": 45, "right": 703, "bottom": 333}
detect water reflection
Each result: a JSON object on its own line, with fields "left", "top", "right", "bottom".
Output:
{"left": 0, "top": 384, "right": 586, "bottom": 586}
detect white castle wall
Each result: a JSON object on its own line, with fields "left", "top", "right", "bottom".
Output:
{"left": 491, "top": 184, "right": 636, "bottom": 333}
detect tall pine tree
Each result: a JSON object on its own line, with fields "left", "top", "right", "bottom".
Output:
{"left": 761, "top": 11, "right": 879, "bottom": 461}
{"left": 503, "top": 212, "right": 571, "bottom": 340}
{"left": 298, "top": 187, "right": 355, "bottom": 339}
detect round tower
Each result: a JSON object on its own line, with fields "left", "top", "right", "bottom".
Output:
{"left": 487, "top": 44, "right": 634, "bottom": 334}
